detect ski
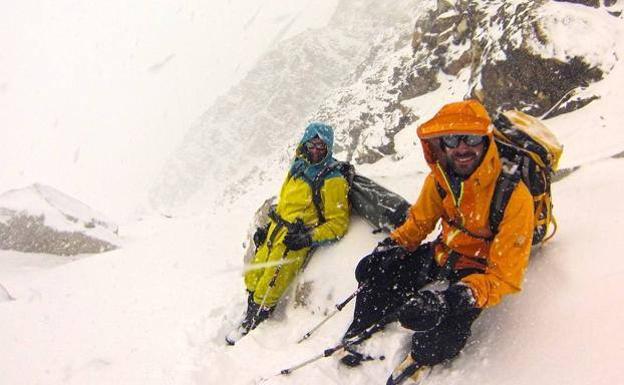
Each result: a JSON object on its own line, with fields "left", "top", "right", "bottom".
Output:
{"left": 386, "top": 354, "right": 430, "bottom": 385}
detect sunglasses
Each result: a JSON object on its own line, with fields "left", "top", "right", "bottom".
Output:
{"left": 305, "top": 141, "right": 327, "bottom": 150}
{"left": 440, "top": 135, "right": 485, "bottom": 148}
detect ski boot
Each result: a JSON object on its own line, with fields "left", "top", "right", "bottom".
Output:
{"left": 225, "top": 293, "right": 274, "bottom": 345}
{"left": 386, "top": 354, "right": 430, "bottom": 385}
{"left": 337, "top": 345, "right": 375, "bottom": 367}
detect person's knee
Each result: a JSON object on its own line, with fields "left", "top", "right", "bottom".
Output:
{"left": 244, "top": 271, "right": 259, "bottom": 292}
{"left": 409, "top": 320, "right": 473, "bottom": 366}
{"left": 354, "top": 252, "right": 378, "bottom": 282}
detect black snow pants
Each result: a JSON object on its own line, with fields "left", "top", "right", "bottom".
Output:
{"left": 344, "top": 242, "right": 482, "bottom": 367}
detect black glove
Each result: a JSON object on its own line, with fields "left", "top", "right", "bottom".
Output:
{"left": 443, "top": 283, "right": 477, "bottom": 315}
{"left": 376, "top": 236, "right": 399, "bottom": 249}
{"left": 283, "top": 221, "right": 312, "bottom": 251}
{"left": 375, "top": 237, "right": 409, "bottom": 272}
{"left": 354, "top": 237, "right": 407, "bottom": 282}
{"left": 398, "top": 284, "right": 475, "bottom": 331}
{"left": 253, "top": 224, "right": 270, "bottom": 248}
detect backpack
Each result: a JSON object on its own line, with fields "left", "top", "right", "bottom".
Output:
{"left": 310, "top": 161, "right": 411, "bottom": 232}
{"left": 434, "top": 110, "right": 562, "bottom": 245}
{"left": 490, "top": 110, "right": 563, "bottom": 244}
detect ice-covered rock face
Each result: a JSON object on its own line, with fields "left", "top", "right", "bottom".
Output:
{"left": 317, "top": 0, "right": 619, "bottom": 163}
{"left": 151, "top": 0, "right": 621, "bottom": 207}
{"left": 0, "top": 184, "right": 118, "bottom": 256}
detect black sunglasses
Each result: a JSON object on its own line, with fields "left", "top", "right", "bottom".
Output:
{"left": 441, "top": 135, "right": 485, "bottom": 148}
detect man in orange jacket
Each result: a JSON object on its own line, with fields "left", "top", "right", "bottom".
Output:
{"left": 340, "top": 100, "right": 534, "bottom": 383}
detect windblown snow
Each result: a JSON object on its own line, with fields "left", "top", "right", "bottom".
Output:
{"left": 1, "top": 1, "right": 623, "bottom": 385}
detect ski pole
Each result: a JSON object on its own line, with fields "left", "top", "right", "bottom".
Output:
{"left": 256, "top": 340, "right": 365, "bottom": 383}
{"left": 253, "top": 246, "right": 290, "bottom": 328}
{"left": 277, "top": 317, "right": 386, "bottom": 376}
{"left": 296, "top": 282, "right": 368, "bottom": 344}
{"left": 275, "top": 298, "right": 412, "bottom": 377}
{"left": 296, "top": 244, "right": 399, "bottom": 344}
{"left": 280, "top": 342, "right": 346, "bottom": 375}
{"left": 254, "top": 218, "right": 307, "bottom": 327}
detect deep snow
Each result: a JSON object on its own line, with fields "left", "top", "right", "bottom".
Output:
{"left": 1, "top": 1, "right": 624, "bottom": 385}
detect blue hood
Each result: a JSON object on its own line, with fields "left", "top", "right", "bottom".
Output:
{"left": 289, "top": 122, "right": 340, "bottom": 182}
{"left": 299, "top": 122, "right": 334, "bottom": 149}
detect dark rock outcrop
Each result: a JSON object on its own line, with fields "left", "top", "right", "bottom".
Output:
{"left": 152, "top": 0, "right": 616, "bottom": 206}
{"left": 314, "top": 0, "right": 609, "bottom": 163}
{"left": 0, "top": 214, "right": 117, "bottom": 255}
{"left": 553, "top": 0, "right": 600, "bottom": 7}
{"left": 0, "top": 184, "right": 118, "bottom": 256}
{"left": 480, "top": 51, "right": 602, "bottom": 117}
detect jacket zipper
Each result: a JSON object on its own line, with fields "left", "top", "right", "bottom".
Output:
{"left": 436, "top": 163, "right": 464, "bottom": 209}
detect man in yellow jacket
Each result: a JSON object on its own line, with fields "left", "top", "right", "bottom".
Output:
{"left": 340, "top": 100, "right": 534, "bottom": 383}
{"left": 226, "top": 122, "right": 350, "bottom": 345}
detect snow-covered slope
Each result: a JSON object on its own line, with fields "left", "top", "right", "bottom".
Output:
{"left": 1, "top": 1, "right": 624, "bottom": 385}
{"left": 186, "top": 59, "right": 624, "bottom": 384}
{"left": 3, "top": 97, "right": 622, "bottom": 383}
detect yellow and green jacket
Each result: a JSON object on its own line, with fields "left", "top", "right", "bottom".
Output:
{"left": 245, "top": 123, "right": 350, "bottom": 307}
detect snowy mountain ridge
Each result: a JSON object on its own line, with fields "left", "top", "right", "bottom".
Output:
{"left": 151, "top": 0, "right": 622, "bottom": 214}
{"left": 149, "top": 0, "right": 427, "bottom": 210}
{"left": 315, "top": 0, "right": 620, "bottom": 166}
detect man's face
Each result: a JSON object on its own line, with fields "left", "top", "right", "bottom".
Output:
{"left": 441, "top": 135, "right": 487, "bottom": 177}
{"left": 305, "top": 137, "right": 328, "bottom": 164}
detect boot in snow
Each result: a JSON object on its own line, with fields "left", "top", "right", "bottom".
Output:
{"left": 386, "top": 354, "right": 430, "bottom": 385}
{"left": 338, "top": 345, "right": 367, "bottom": 367}
{"left": 337, "top": 343, "right": 384, "bottom": 367}
{"left": 225, "top": 293, "right": 274, "bottom": 345}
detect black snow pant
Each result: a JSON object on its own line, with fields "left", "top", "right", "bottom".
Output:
{"left": 344, "top": 242, "right": 482, "bottom": 367}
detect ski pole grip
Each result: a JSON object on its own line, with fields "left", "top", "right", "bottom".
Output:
{"left": 337, "top": 282, "right": 367, "bottom": 311}
{"left": 323, "top": 346, "right": 340, "bottom": 357}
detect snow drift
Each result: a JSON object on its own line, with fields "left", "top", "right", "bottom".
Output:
{"left": 1, "top": 1, "right": 624, "bottom": 385}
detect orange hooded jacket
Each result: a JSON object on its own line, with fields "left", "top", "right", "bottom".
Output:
{"left": 390, "top": 100, "right": 534, "bottom": 308}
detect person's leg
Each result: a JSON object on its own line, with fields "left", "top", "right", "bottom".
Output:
{"left": 226, "top": 243, "right": 308, "bottom": 345}
{"left": 339, "top": 244, "right": 435, "bottom": 367}
{"left": 410, "top": 307, "right": 482, "bottom": 366}
{"left": 251, "top": 242, "right": 308, "bottom": 308}
{"left": 244, "top": 242, "right": 270, "bottom": 293}
{"left": 344, "top": 243, "right": 435, "bottom": 341}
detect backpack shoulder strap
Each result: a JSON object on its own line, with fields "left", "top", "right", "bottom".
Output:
{"left": 311, "top": 180, "right": 326, "bottom": 224}
{"left": 308, "top": 160, "right": 355, "bottom": 225}
{"left": 309, "top": 161, "right": 344, "bottom": 224}
{"left": 489, "top": 156, "right": 522, "bottom": 235}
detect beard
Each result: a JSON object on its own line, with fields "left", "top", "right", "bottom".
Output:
{"left": 305, "top": 148, "right": 328, "bottom": 164}
{"left": 446, "top": 149, "right": 484, "bottom": 177}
